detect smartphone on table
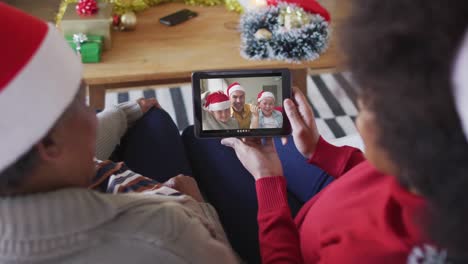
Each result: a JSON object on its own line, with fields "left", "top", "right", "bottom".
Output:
{"left": 159, "top": 9, "right": 198, "bottom": 26}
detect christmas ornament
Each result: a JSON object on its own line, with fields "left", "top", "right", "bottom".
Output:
{"left": 254, "top": 28, "right": 272, "bottom": 40}
{"left": 112, "top": 14, "right": 121, "bottom": 26}
{"left": 76, "top": 0, "right": 99, "bottom": 15}
{"left": 278, "top": 5, "right": 311, "bottom": 30}
{"left": 240, "top": 2, "right": 330, "bottom": 62}
{"left": 119, "top": 11, "right": 137, "bottom": 30}
{"left": 225, "top": 0, "right": 244, "bottom": 13}
{"left": 72, "top": 32, "right": 88, "bottom": 53}
{"left": 267, "top": 0, "right": 330, "bottom": 21}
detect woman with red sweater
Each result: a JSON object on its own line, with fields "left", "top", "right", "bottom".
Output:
{"left": 219, "top": 0, "right": 468, "bottom": 262}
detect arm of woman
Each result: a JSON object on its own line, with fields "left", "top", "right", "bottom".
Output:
{"left": 95, "top": 98, "right": 159, "bottom": 160}
{"left": 284, "top": 88, "right": 365, "bottom": 178}
{"left": 221, "top": 137, "right": 302, "bottom": 262}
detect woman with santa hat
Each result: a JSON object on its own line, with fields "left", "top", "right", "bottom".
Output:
{"left": 218, "top": 0, "right": 468, "bottom": 263}
{"left": 0, "top": 3, "right": 239, "bottom": 263}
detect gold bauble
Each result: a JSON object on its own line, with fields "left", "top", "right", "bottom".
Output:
{"left": 254, "top": 28, "right": 272, "bottom": 40}
{"left": 278, "top": 5, "right": 310, "bottom": 30}
{"left": 120, "top": 11, "right": 137, "bottom": 30}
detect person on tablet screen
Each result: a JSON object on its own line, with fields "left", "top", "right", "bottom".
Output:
{"left": 251, "top": 91, "right": 283, "bottom": 129}
{"left": 227, "top": 82, "right": 255, "bottom": 129}
{"left": 202, "top": 91, "right": 239, "bottom": 130}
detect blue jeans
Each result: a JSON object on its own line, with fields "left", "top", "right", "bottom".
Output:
{"left": 112, "top": 108, "right": 333, "bottom": 263}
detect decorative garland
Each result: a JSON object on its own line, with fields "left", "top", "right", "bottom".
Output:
{"left": 224, "top": 0, "right": 244, "bottom": 13}
{"left": 240, "top": 3, "right": 330, "bottom": 62}
{"left": 56, "top": 0, "right": 241, "bottom": 25}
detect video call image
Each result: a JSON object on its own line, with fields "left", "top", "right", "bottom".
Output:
{"left": 200, "top": 76, "right": 284, "bottom": 131}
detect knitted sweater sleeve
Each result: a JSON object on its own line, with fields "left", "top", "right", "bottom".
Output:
{"left": 256, "top": 176, "right": 301, "bottom": 263}
{"left": 95, "top": 101, "right": 143, "bottom": 160}
{"left": 308, "top": 136, "right": 365, "bottom": 179}
{"left": 254, "top": 137, "right": 365, "bottom": 263}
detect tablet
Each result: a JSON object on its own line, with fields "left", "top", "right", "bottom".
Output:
{"left": 192, "top": 68, "right": 292, "bottom": 138}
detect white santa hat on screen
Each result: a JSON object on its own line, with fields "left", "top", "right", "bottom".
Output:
{"left": 204, "top": 91, "right": 231, "bottom": 111}
{"left": 226, "top": 82, "right": 245, "bottom": 97}
{"left": 453, "top": 29, "right": 468, "bottom": 140}
{"left": 0, "top": 3, "right": 82, "bottom": 172}
{"left": 257, "top": 91, "right": 275, "bottom": 102}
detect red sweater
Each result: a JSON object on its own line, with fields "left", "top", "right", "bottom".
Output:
{"left": 255, "top": 137, "right": 431, "bottom": 263}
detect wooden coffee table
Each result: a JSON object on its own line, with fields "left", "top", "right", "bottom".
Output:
{"left": 81, "top": 2, "right": 347, "bottom": 109}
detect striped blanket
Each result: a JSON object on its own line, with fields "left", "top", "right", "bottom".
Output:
{"left": 102, "top": 72, "right": 359, "bottom": 141}
{"left": 90, "top": 159, "right": 181, "bottom": 196}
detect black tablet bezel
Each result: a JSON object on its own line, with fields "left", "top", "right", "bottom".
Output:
{"left": 192, "top": 68, "right": 292, "bottom": 138}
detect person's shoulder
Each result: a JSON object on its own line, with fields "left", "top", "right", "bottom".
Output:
{"left": 273, "top": 109, "right": 282, "bottom": 116}
{"left": 98, "top": 193, "right": 201, "bottom": 238}
{"left": 85, "top": 197, "right": 201, "bottom": 263}
{"left": 43, "top": 190, "right": 201, "bottom": 262}
{"left": 244, "top": 104, "right": 253, "bottom": 113}
{"left": 96, "top": 194, "right": 238, "bottom": 262}
{"left": 229, "top": 117, "right": 239, "bottom": 128}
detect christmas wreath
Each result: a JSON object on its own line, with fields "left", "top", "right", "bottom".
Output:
{"left": 240, "top": 1, "right": 330, "bottom": 62}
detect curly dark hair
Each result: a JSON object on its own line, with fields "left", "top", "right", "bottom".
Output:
{"left": 341, "top": 0, "right": 468, "bottom": 260}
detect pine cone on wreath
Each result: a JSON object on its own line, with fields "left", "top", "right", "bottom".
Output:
{"left": 76, "top": 0, "right": 99, "bottom": 16}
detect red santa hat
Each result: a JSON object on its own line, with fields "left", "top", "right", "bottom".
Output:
{"left": 453, "top": 29, "right": 468, "bottom": 140}
{"left": 267, "top": 0, "right": 331, "bottom": 22}
{"left": 226, "top": 82, "right": 245, "bottom": 97}
{"left": 257, "top": 91, "right": 275, "bottom": 102}
{"left": 0, "top": 3, "right": 82, "bottom": 172}
{"left": 204, "top": 91, "right": 231, "bottom": 111}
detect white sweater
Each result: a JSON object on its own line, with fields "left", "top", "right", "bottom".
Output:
{"left": 0, "top": 103, "right": 239, "bottom": 263}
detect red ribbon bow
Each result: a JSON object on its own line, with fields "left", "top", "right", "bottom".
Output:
{"left": 76, "top": 0, "right": 99, "bottom": 16}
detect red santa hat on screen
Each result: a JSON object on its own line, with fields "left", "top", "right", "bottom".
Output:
{"left": 257, "top": 91, "right": 275, "bottom": 102}
{"left": 204, "top": 91, "right": 231, "bottom": 111}
{"left": 266, "top": 0, "right": 331, "bottom": 22}
{"left": 0, "top": 3, "right": 82, "bottom": 172}
{"left": 453, "top": 29, "right": 468, "bottom": 140}
{"left": 226, "top": 82, "right": 245, "bottom": 97}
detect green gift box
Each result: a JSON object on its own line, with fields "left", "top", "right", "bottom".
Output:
{"left": 66, "top": 34, "right": 103, "bottom": 63}
{"left": 60, "top": 2, "right": 113, "bottom": 51}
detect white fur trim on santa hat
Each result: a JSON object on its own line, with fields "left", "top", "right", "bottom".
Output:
{"left": 258, "top": 91, "right": 275, "bottom": 102}
{"left": 0, "top": 23, "right": 82, "bottom": 172}
{"left": 227, "top": 83, "right": 245, "bottom": 96}
{"left": 208, "top": 101, "right": 231, "bottom": 111}
{"left": 453, "top": 29, "right": 468, "bottom": 140}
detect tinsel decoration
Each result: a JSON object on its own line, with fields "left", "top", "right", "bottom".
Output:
{"left": 240, "top": 3, "right": 329, "bottom": 62}
{"left": 76, "top": 0, "right": 99, "bottom": 15}
{"left": 57, "top": 0, "right": 226, "bottom": 25}
{"left": 224, "top": 0, "right": 244, "bottom": 13}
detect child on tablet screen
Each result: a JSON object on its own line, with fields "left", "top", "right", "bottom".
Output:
{"left": 251, "top": 91, "right": 283, "bottom": 129}
{"left": 202, "top": 91, "right": 239, "bottom": 130}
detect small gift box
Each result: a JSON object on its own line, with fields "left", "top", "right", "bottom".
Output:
{"left": 59, "top": 2, "right": 113, "bottom": 50}
{"left": 66, "top": 33, "right": 103, "bottom": 63}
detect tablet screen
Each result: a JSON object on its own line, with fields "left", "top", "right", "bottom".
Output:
{"left": 192, "top": 69, "right": 291, "bottom": 138}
